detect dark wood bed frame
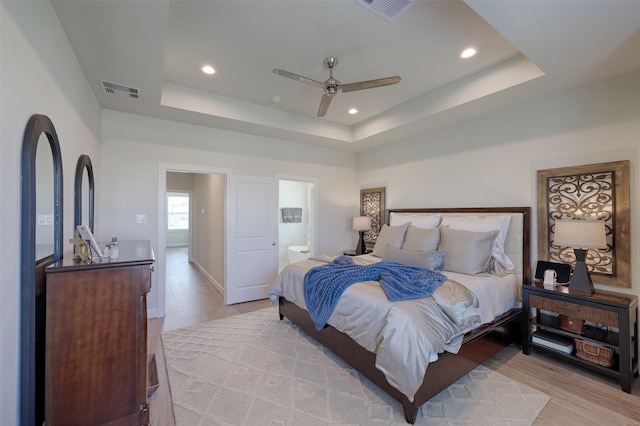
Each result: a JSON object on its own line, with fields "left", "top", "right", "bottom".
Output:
{"left": 278, "top": 207, "right": 531, "bottom": 423}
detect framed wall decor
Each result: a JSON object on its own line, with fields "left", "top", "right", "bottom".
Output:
{"left": 537, "top": 160, "right": 630, "bottom": 288}
{"left": 360, "top": 187, "right": 385, "bottom": 246}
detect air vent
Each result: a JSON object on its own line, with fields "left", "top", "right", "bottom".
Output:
{"left": 354, "top": 0, "right": 413, "bottom": 22}
{"left": 99, "top": 80, "right": 140, "bottom": 100}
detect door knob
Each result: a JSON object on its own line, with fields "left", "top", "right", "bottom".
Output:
{"left": 271, "top": 241, "right": 276, "bottom": 246}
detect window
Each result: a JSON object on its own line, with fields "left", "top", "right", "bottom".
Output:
{"left": 167, "top": 192, "right": 189, "bottom": 230}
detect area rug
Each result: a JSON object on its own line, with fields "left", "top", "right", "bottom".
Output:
{"left": 162, "top": 308, "right": 550, "bottom": 425}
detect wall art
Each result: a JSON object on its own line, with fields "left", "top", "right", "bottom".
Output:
{"left": 537, "top": 160, "right": 630, "bottom": 288}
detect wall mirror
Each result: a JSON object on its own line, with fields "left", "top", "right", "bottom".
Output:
{"left": 74, "top": 154, "right": 95, "bottom": 231}
{"left": 21, "top": 114, "right": 63, "bottom": 426}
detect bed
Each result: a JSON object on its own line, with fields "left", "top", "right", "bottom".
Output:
{"left": 269, "top": 207, "right": 531, "bottom": 423}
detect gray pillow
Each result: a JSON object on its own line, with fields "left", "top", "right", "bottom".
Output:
{"left": 371, "top": 223, "right": 410, "bottom": 257}
{"left": 402, "top": 226, "right": 440, "bottom": 252}
{"left": 439, "top": 227, "right": 499, "bottom": 275}
{"left": 383, "top": 245, "right": 445, "bottom": 271}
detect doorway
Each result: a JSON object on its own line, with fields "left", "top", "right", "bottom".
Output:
{"left": 278, "top": 176, "right": 317, "bottom": 271}
{"left": 157, "top": 164, "right": 230, "bottom": 318}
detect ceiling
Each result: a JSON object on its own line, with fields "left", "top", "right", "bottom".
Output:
{"left": 51, "top": 0, "right": 640, "bottom": 152}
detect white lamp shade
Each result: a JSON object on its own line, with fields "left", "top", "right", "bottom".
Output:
{"left": 553, "top": 219, "right": 607, "bottom": 248}
{"left": 352, "top": 216, "right": 372, "bottom": 231}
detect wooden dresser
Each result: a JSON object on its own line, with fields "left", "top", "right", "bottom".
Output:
{"left": 45, "top": 240, "right": 155, "bottom": 425}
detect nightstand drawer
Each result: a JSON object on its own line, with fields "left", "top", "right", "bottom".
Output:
{"left": 529, "top": 294, "right": 618, "bottom": 327}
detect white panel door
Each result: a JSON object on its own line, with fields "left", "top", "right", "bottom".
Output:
{"left": 226, "top": 175, "right": 279, "bottom": 305}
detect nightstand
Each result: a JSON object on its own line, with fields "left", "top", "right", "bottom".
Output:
{"left": 343, "top": 249, "right": 371, "bottom": 256}
{"left": 522, "top": 282, "right": 638, "bottom": 393}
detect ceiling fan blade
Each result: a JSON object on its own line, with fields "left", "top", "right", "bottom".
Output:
{"left": 273, "top": 69, "right": 326, "bottom": 89}
{"left": 340, "top": 76, "right": 401, "bottom": 93}
{"left": 317, "top": 94, "right": 332, "bottom": 117}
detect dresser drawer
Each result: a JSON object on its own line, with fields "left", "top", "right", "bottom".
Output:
{"left": 529, "top": 294, "right": 618, "bottom": 327}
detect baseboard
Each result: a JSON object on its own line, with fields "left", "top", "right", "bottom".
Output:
{"left": 191, "top": 258, "right": 224, "bottom": 295}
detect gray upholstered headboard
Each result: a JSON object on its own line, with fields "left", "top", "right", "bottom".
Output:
{"left": 385, "top": 207, "right": 531, "bottom": 286}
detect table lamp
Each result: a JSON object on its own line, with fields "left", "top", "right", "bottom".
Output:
{"left": 352, "top": 216, "right": 372, "bottom": 255}
{"left": 553, "top": 219, "right": 607, "bottom": 293}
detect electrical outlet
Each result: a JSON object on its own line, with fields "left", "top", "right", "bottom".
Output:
{"left": 135, "top": 214, "right": 146, "bottom": 224}
{"left": 37, "top": 215, "right": 54, "bottom": 225}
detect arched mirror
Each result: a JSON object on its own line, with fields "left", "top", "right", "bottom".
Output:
{"left": 74, "top": 154, "right": 94, "bottom": 232}
{"left": 21, "top": 114, "right": 63, "bottom": 426}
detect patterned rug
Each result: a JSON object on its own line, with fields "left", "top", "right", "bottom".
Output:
{"left": 162, "top": 308, "right": 550, "bottom": 425}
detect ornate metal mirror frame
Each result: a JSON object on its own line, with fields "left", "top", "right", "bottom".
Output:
{"left": 21, "top": 114, "right": 63, "bottom": 426}
{"left": 74, "top": 154, "right": 95, "bottom": 231}
{"left": 537, "top": 160, "right": 630, "bottom": 288}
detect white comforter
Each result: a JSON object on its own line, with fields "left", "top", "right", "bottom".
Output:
{"left": 268, "top": 255, "right": 518, "bottom": 401}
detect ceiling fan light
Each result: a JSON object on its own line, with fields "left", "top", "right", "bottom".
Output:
{"left": 273, "top": 56, "right": 401, "bottom": 117}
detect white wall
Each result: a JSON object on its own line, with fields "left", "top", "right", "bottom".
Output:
{"left": 357, "top": 70, "right": 640, "bottom": 297}
{"left": 191, "top": 173, "right": 225, "bottom": 288}
{"left": 99, "top": 109, "right": 358, "bottom": 316}
{"left": 0, "top": 2, "right": 102, "bottom": 424}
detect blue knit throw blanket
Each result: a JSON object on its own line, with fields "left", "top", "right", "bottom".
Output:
{"left": 304, "top": 256, "right": 447, "bottom": 330}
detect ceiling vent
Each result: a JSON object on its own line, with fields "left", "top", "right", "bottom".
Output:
{"left": 99, "top": 80, "right": 140, "bottom": 100}
{"left": 354, "top": 0, "right": 414, "bottom": 22}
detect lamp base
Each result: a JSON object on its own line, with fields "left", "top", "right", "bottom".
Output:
{"left": 355, "top": 231, "right": 367, "bottom": 255}
{"left": 568, "top": 248, "right": 595, "bottom": 293}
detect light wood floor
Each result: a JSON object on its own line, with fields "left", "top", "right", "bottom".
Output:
{"left": 148, "top": 248, "right": 640, "bottom": 425}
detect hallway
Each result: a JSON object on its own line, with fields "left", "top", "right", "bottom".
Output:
{"left": 162, "top": 246, "right": 272, "bottom": 332}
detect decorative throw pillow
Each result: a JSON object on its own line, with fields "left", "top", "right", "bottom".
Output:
{"left": 389, "top": 212, "right": 441, "bottom": 229}
{"left": 383, "top": 245, "right": 445, "bottom": 271}
{"left": 440, "top": 215, "right": 514, "bottom": 270}
{"left": 438, "top": 226, "right": 499, "bottom": 275}
{"left": 401, "top": 226, "right": 440, "bottom": 252}
{"left": 371, "top": 223, "right": 410, "bottom": 257}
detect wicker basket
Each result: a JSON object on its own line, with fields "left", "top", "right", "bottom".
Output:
{"left": 575, "top": 338, "right": 614, "bottom": 367}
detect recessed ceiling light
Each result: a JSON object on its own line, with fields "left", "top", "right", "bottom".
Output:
{"left": 201, "top": 65, "right": 215, "bottom": 75}
{"left": 348, "top": 108, "right": 358, "bottom": 114}
{"left": 460, "top": 47, "right": 477, "bottom": 59}
{"left": 270, "top": 95, "right": 282, "bottom": 103}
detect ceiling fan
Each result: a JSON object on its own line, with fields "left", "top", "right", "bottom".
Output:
{"left": 273, "top": 57, "right": 401, "bottom": 117}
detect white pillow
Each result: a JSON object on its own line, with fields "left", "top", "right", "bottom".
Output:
{"left": 371, "top": 223, "right": 410, "bottom": 257}
{"left": 389, "top": 212, "right": 441, "bottom": 229}
{"left": 401, "top": 226, "right": 440, "bottom": 252}
{"left": 440, "top": 215, "right": 514, "bottom": 270}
